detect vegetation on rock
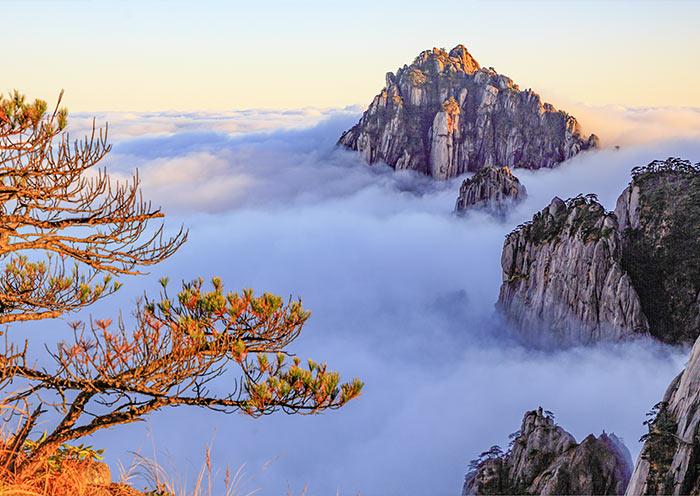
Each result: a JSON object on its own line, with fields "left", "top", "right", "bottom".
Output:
{"left": 339, "top": 44, "right": 597, "bottom": 179}
{"left": 463, "top": 408, "right": 632, "bottom": 495}
{"left": 639, "top": 401, "right": 678, "bottom": 494}
{"left": 620, "top": 158, "right": 700, "bottom": 343}
{"left": 500, "top": 157, "right": 700, "bottom": 346}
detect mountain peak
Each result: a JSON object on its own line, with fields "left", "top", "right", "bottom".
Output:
{"left": 411, "top": 45, "right": 481, "bottom": 75}
{"left": 338, "top": 44, "right": 596, "bottom": 179}
{"left": 448, "top": 44, "right": 480, "bottom": 73}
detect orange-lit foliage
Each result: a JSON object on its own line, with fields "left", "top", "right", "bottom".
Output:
{"left": 0, "top": 92, "right": 362, "bottom": 484}
{"left": 0, "top": 278, "right": 363, "bottom": 478}
{"left": 0, "top": 90, "right": 186, "bottom": 324}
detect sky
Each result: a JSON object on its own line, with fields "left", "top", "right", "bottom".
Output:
{"left": 4, "top": 1, "right": 700, "bottom": 494}
{"left": 2, "top": 1, "right": 700, "bottom": 111}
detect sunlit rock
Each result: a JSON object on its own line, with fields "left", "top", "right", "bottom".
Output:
{"left": 338, "top": 45, "right": 597, "bottom": 179}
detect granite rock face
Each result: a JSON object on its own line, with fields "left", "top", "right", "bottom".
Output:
{"left": 497, "top": 195, "right": 649, "bottom": 347}
{"left": 497, "top": 158, "right": 700, "bottom": 346}
{"left": 626, "top": 334, "right": 700, "bottom": 495}
{"left": 463, "top": 408, "right": 633, "bottom": 495}
{"left": 338, "top": 45, "right": 597, "bottom": 179}
{"left": 455, "top": 166, "right": 526, "bottom": 215}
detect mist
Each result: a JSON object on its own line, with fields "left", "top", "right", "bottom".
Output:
{"left": 24, "top": 106, "right": 700, "bottom": 495}
{"left": 548, "top": 100, "right": 700, "bottom": 148}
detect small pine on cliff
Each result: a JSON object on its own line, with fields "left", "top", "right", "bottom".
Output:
{"left": 498, "top": 194, "right": 648, "bottom": 347}
{"left": 338, "top": 45, "right": 597, "bottom": 179}
{"left": 627, "top": 333, "right": 700, "bottom": 495}
{"left": 497, "top": 158, "right": 700, "bottom": 347}
{"left": 463, "top": 408, "right": 632, "bottom": 496}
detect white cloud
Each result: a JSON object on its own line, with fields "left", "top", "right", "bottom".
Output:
{"left": 19, "top": 105, "right": 700, "bottom": 495}
{"left": 556, "top": 101, "right": 700, "bottom": 147}
{"left": 66, "top": 106, "right": 364, "bottom": 141}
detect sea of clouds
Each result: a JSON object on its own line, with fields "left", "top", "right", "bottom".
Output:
{"left": 23, "top": 105, "right": 700, "bottom": 495}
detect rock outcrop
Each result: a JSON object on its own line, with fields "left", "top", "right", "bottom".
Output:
{"left": 615, "top": 158, "right": 700, "bottom": 344}
{"left": 626, "top": 334, "right": 700, "bottom": 495}
{"left": 455, "top": 166, "right": 526, "bottom": 216}
{"left": 463, "top": 408, "right": 633, "bottom": 495}
{"left": 497, "top": 158, "right": 700, "bottom": 346}
{"left": 75, "top": 460, "right": 146, "bottom": 496}
{"left": 338, "top": 45, "right": 597, "bottom": 179}
{"left": 497, "top": 195, "right": 648, "bottom": 347}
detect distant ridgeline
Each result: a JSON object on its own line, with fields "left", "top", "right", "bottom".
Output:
{"left": 338, "top": 45, "right": 597, "bottom": 180}
{"left": 498, "top": 157, "right": 700, "bottom": 347}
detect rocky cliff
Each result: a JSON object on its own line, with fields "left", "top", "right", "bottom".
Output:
{"left": 626, "top": 334, "right": 700, "bottom": 495}
{"left": 455, "top": 166, "right": 526, "bottom": 215}
{"left": 463, "top": 408, "right": 633, "bottom": 495}
{"left": 615, "top": 158, "right": 700, "bottom": 344}
{"left": 338, "top": 45, "right": 597, "bottom": 179}
{"left": 498, "top": 158, "right": 700, "bottom": 346}
{"left": 497, "top": 195, "right": 648, "bottom": 347}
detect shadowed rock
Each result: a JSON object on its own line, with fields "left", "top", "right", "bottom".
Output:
{"left": 463, "top": 408, "right": 633, "bottom": 495}
{"left": 615, "top": 158, "right": 700, "bottom": 344}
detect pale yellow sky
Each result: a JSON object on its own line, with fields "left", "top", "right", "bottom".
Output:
{"left": 3, "top": 1, "right": 699, "bottom": 112}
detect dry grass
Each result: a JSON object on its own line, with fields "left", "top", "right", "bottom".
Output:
{"left": 0, "top": 442, "right": 269, "bottom": 496}
{"left": 0, "top": 405, "right": 90, "bottom": 496}
{"left": 0, "top": 459, "right": 92, "bottom": 496}
{"left": 0, "top": 413, "right": 293, "bottom": 496}
{"left": 113, "top": 432, "right": 282, "bottom": 496}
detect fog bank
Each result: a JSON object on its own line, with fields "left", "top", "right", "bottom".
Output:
{"left": 34, "top": 106, "right": 700, "bottom": 495}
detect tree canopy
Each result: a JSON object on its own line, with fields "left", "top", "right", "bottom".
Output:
{"left": 0, "top": 89, "right": 185, "bottom": 324}
{"left": 0, "top": 91, "right": 363, "bottom": 481}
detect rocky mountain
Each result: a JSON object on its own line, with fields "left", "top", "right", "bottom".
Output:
{"left": 463, "top": 408, "right": 633, "bottom": 495}
{"left": 338, "top": 45, "right": 597, "bottom": 179}
{"left": 498, "top": 158, "right": 700, "bottom": 346}
{"left": 497, "top": 194, "right": 648, "bottom": 347}
{"left": 454, "top": 166, "right": 526, "bottom": 215}
{"left": 626, "top": 333, "right": 700, "bottom": 495}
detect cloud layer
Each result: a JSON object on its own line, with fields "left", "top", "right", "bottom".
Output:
{"left": 555, "top": 101, "right": 700, "bottom": 147}
{"left": 27, "top": 106, "right": 700, "bottom": 495}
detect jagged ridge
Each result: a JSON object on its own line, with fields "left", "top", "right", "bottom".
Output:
{"left": 338, "top": 45, "right": 597, "bottom": 179}
{"left": 463, "top": 408, "right": 632, "bottom": 495}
